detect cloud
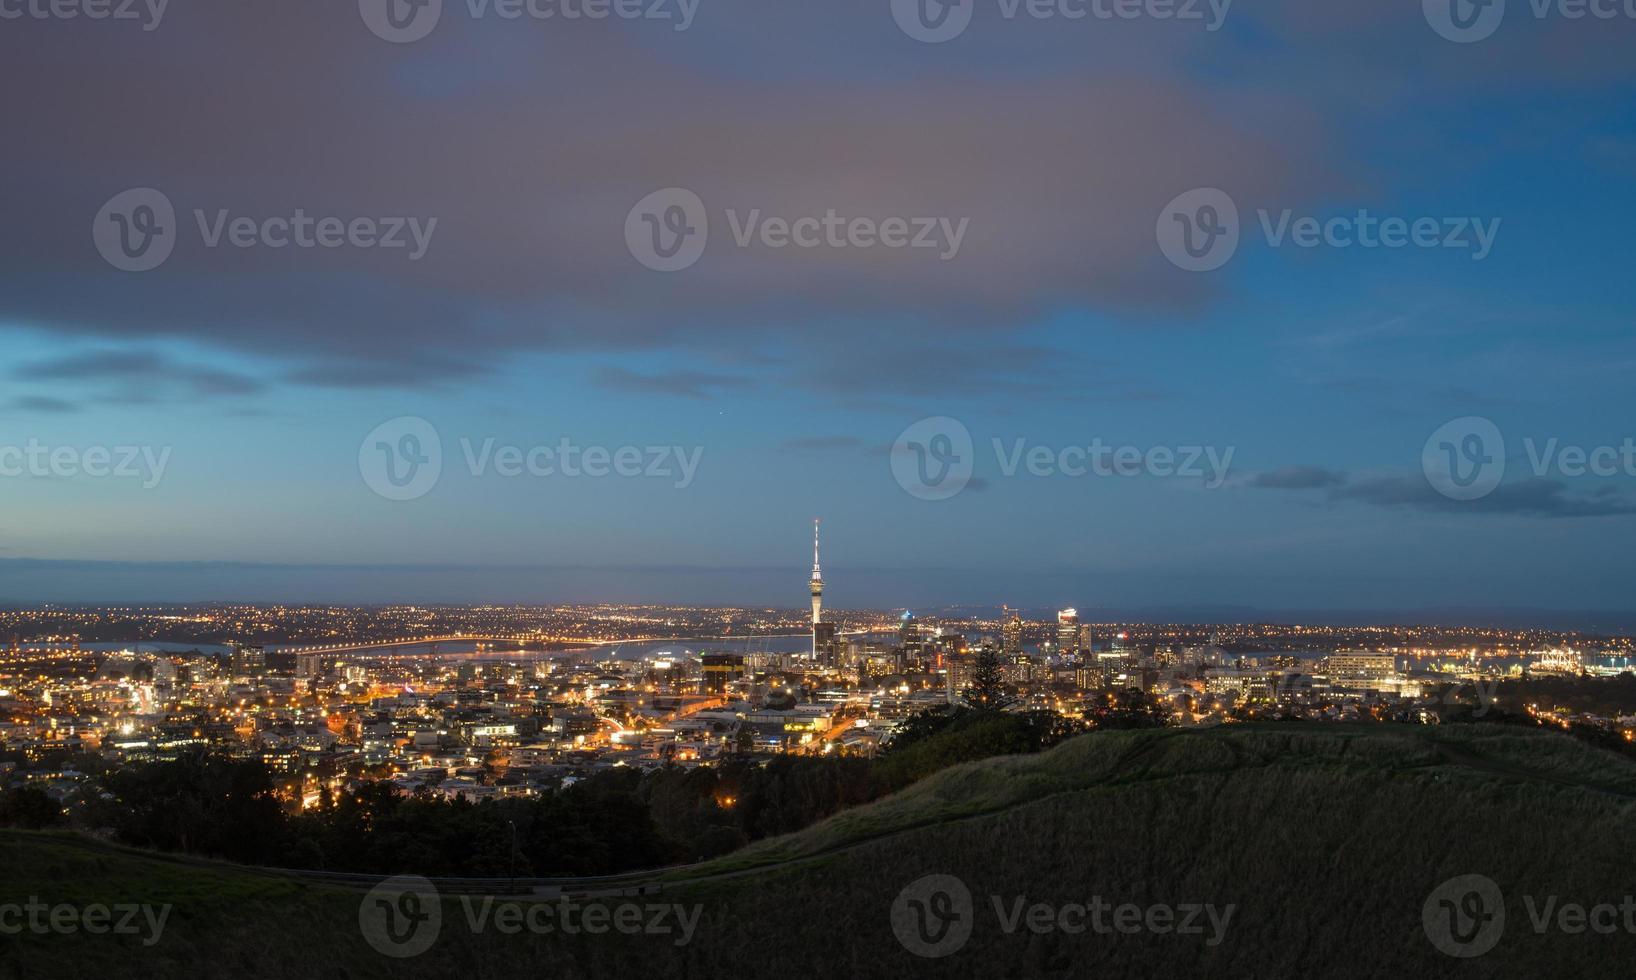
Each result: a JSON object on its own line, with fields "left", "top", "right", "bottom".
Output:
{"left": 1333, "top": 476, "right": 1636, "bottom": 519}
{"left": 0, "top": 0, "right": 1350, "bottom": 400}
{"left": 5, "top": 396, "right": 79, "bottom": 414}
{"left": 16, "top": 349, "right": 264, "bottom": 399}
{"left": 1245, "top": 463, "right": 1636, "bottom": 518}
{"left": 284, "top": 357, "right": 483, "bottom": 390}
{"left": 1, "top": 0, "right": 1629, "bottom": 404}
{"left": 593, "top": 367, "right": 754, "bottom": 400}
{"left": 1248, "top": 466, "right": 1348, "bottom": 490}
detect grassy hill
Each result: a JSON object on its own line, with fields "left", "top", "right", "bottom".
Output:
{"left": 7, "top": 723, "right": 1636, "bottom": 978}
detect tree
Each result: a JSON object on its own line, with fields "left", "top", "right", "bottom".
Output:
{"left": 0, "top": 785, "right": 66, "bottom": 829}
{"left": 875, "top": 708, "right": 1072, "bottom": 791}
{"left": 1086, "top": 688, "right": 1172, "bottom": 730}
{"left": 961, "top": 648, "right": 1012, "bottom": 710}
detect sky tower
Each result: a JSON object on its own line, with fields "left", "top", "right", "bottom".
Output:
{"left": 809, "top": 518, "right": 824, "bottom": 628}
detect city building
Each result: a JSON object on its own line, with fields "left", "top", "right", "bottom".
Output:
{"left": 1057, "top": 609, "right": 1082, "bottom": 655}
{"left": 1326, "top": 654, "right": 1397, "bottom": 681}
{"left": 1003, "top": 607, "right": 1023, "bottom": 656}
{"left": 230, "top": 644, "right": 266, "bottom": 681}
{"left": 899, "top": 612, "right": 924, "bottom": 660}
{"left": 813, "top": 622, "right": 839, "bottom": 665}
{"left": 701, "top": 653, "right": 745, "bottom": 694}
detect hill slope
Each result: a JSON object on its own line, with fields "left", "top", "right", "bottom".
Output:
{"left": 7, "top": 723, "right": 1636, "bottom": 978}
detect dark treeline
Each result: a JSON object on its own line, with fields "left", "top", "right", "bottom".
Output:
{"left": 1497, "top": 672, "right": 1636, "bottom": 716}
{"left": 2, "top": 705, "right": 1109, "bottom": 876}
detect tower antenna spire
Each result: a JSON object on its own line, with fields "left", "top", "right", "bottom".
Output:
{"left": 808, "top": 519, "right": 825, "bottom": 647}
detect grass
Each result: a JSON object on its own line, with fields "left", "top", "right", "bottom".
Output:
{"left": 7, "top": 722, "right": 1636, "bottom": 978}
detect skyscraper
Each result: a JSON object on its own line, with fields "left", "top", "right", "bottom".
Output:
{"left": 1003, "top": 606, "right": 1022, "bottom": 656}
{"left": 813, "top": 621, "right": 838, "bottom": 665}
{"left": 230, "top": 644, "right": 266, "bottom": 680}
{"left": 1057, "top": 609, "right": 1081, "bottom": 654}
{"left": 899, "top": 611, "right": 924, "bottom": 659}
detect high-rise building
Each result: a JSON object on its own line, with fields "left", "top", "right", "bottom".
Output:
{"left": 1003, "top": 607, "right": 1023, "bottom": 656}
{"left": 931, "top": 631, "right": 968, "bottom": 661}
{"left": 898, "top": 611, "right": 924, "bottom": 658}
{"left": 230, "top": 644, "right": 266, "bottom": 680}
{"left": 1057, "top": 609, "right": 1081, "bottom": 654}
{"left": 813, "top": 621, "right": 838, "bottom": 664}
{"left": 701, "top": 653, "right": 745, "bottom": 694}
{"left": 945, "top": 652, "right": 976, "bottom": 705}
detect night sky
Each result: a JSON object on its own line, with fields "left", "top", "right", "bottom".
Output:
{"left": 2, "top": 0, "right": 1634, "bottom": 613}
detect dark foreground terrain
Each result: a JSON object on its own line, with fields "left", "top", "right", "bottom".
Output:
{"left": 6, "top": 723, "right": 1636, "bottom": 978}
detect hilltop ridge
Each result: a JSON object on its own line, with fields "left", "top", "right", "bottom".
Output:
{"left": 7, "top": 723, "right": 1636, "bottom": 978}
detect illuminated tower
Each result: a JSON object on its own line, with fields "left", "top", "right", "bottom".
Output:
{"left": 809, "top": 519, "right": 824, "bottom": 628}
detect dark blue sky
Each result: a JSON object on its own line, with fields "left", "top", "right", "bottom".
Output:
{"left": 2, "top": 0, "right": 1634, "bottom": 612}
